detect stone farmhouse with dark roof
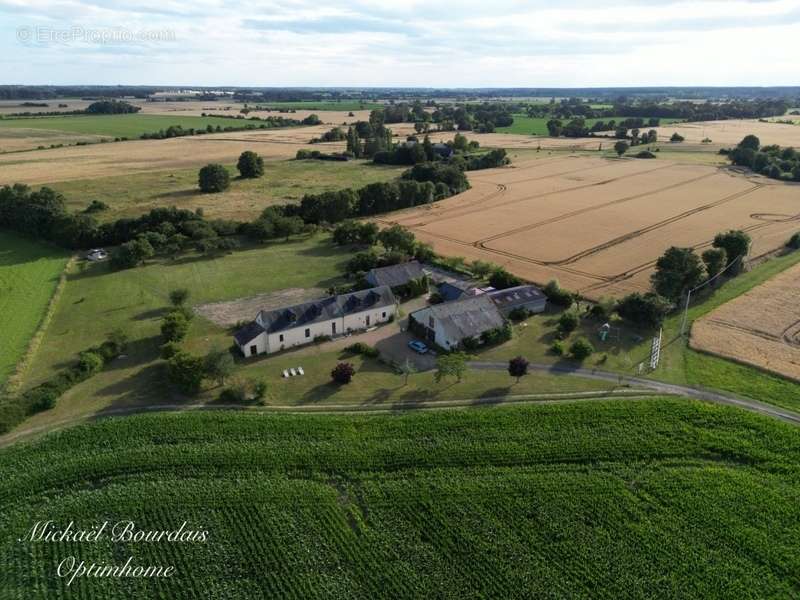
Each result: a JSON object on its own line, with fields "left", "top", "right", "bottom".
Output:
{"left": 234, "top": 286, "right": 397, "bottom": 357}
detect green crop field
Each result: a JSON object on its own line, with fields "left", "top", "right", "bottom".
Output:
{"left": 2, "top": 400, "right": 799, "bottom": 597}
{"left": 497, "top": 115, "right": 684, "bottom": 135}
{"left": 50, "top": 160, "right": 405, "bottom": 222}
{"left": 0, "top": 231, "right": 69, "bottom": 387}
{"left": 0, "top": 114, "right": 282, "bottom": 139}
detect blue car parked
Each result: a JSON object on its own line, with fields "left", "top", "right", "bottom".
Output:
{"left": 408, "top": 340, "right": 429, "bottom": 354}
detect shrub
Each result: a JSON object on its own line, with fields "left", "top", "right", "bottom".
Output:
{"left": 543, "top": 280, "right": 573, "bottom": 307}
{"left": 508, "top": 306, "right": 531, "bottom": 322}
{"left": 488, "top": 268, "right": 521, "bottom": 290}
{"left": 344, "top": 342, "right": 379, "bottom": 358}
{"left": 670, "top": 133, "right": 685, "bottom": 142}
{"left": 481, "top": 323, "right": 512, "bottom": 346}
{"left": 550, "top": 340, "right": 565, "bottom": 356}
{"left": 169, "top": 288, "right": 190, "bottom": 306}
{"left": 331, "top": 362, "right": 356, "bottom": 384}
{"left": 198, "top": 164, "right": 230, "bottom": 193}
{"left": 253, "top": 380, "right": 268, "bottom": 401}
{"left": 635, "top": 150, "right": 656, "bottom": 159}
{"left": 161, "top": 310, "right": 190, "bottom": 342}
{"left": 616, "top": 292, "right": 673, "bottom": 329}
{"left": 508, "top": 356, "right": 529, "bottom": 382}
{"left": 569, "top": 338, "right": 594, "bottom": 361}
{"left": 167, "top": 351, "right": 206, "bottom": 395}
{"left": 557, "top": 312, "right": 579, "bottom": 336}
{"left": 160, "top": 341, "right": 182, "bottom": 360}
{"left": 787, "top": 232, "right": 800, "bottom": 250}
{"left": 218, "top": 383, "right": 248, "bottom": 403}
{"left": 77, "top": 350, "right": 104, "bottom": 376}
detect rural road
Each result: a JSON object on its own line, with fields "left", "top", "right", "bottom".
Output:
{"left": 469, "top": 361, "right": 800, "bottom": 425}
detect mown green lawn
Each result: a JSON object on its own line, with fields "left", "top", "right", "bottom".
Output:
{"left": 0, "top": 114, "right": 282, "bottom": 139}
{"left": 2, "top": 400, "right": 800, "bottom": 598}
{"left": 51, "top": 160, "right": 404, "bottom": 222}
{"left": 8, "top": 232, "right": 612, "bottom": 432}
{"left": 0, "top": 231, "right": 69, "bottom": 387}
{"left": 482, "top": 250, "right": 800, "bottom": 411}
{"left": 497, "top": 115, "right": 684, "bottom": 135}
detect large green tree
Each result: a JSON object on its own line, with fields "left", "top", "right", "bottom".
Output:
{"left": 713, "top": 230, "right": 751, "bottom": 274}
{"left": 198, "top": 164, "right": 230, "bottom": 193}
{"left": 236, "top": 151, "right": 264, "bottom": 178}
{"left": 651, "top": 247, "right": 706, "bottom": 301}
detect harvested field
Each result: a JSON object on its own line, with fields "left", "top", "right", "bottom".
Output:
{"left": 691, "top": 260, "right": 800, "bottom": 382}
{"left": 194, "top": 287, "right": 325, "bottom": 326}
{"left": 652, "top": 119, "right": 800, "bottom": 147}
{"left": 378, "top": 156, "right": 800, "bottom": 299}
{"left": 0, "top": 125, "right": 344, "bottom": 184}
{"left": 0, "top": 129, "right": 561, "bottom": 186}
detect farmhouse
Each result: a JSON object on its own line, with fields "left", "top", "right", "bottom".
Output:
{"left": 365, "top": 261, "right": 426, "bottom": 290}
{"left": 409, "top": 295, "right": 505, "bottom": 350}
{"left": 488, "top": 285, "right": 547, "bottom": 316}
{"left": 234, "top": 286, "right": 397, "bottom": 357}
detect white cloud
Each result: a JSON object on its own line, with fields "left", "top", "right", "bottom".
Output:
{"left": 1, "top": 0, "right": 797, "bottom": 85}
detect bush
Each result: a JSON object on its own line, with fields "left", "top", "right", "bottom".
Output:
{"left": 508, "top": 307, "right": 531, "bottom": 322}
{"left": 543, "top": 280, "right": 573, "bottom": 307}
{"left": 198, "top": 164, "right": 230, "bottom": 193}
{"left": 481, "top": 323, "right": 512, "bottom": 346}
{"left": 344, "top": 342, "right": 380, "bottom": 358}
{"left": 670, "top": 133, "right": 685, "bottom": 143}
{"left": 161, "top": 310, "right": 190, "bottom": 342}
{"left": 160, "top": 341, "right": 182, "bottom": 360}
{"left": 557, "top": 312, "right": 579, "bottom": 336}
{"left": 635, "top": 150, "right": 656, "bottom": 159}
{"left": 237, "top": 151, "right": 264, "bottom": 178}
{"left": 787, "top": 232, "right": 800, "bottom": 250}
{"left": 331, "top": 362, "right": 356, "bottom": 384}
{"left": 488, "top": 268, "right": 521, "bottom": 290}
{"left": 616, "top": 292, "right": 673, "bottom": 329}
{"left": 167, "top": 351, "right": 206, "bottom": 395}
{"left": 550, "top": 340, "right": 565, "bottom": 356}
{"left": 569, "top": 338, "right": 594, "bottom": 361}
{"left": 169, "top": 288, "right": 190, "bottom": 306}
{"left": 76, "top": 350, "right": 105, "bottom": 376}
{"left": 508, "top": 356, "right": 529, "bottom": 381}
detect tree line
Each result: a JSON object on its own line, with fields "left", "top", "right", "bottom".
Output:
{"left": 726, "top": 135, "right": 800, "bottom": 182}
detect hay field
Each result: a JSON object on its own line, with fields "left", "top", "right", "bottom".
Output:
{"left": 691, "top": 261, "right": 800, "bottom": 381}
{"left": 0, "top": 129, "right": 552, "bottom": 186}
{"left": 0, "top": 125, "right": 346, "bottom": 184}
{"left": 379, "top": 155, "right": 800, "bottom": 299}
{"left": 652, "top": 119, "right": 800, "bottom": 147}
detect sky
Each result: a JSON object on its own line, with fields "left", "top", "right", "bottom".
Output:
{"left": 2, "top": 0, "right": 799, "bottom": 87}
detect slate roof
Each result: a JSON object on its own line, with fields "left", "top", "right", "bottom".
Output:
{"left": 416, "top": 295, "right": 505, "bottom": 341}
{"left": 438, "top": 280, "right": 473, "bottom": 302}
{"left": 234, "top": 286, "right": 396, "bottom": 344}
{"left": 233, "top": 320, "right": 266, "bottom": 346}
{"left": 366, "top": 261, "right": 425, "bottom": 288}
{"left": 488, "top": 285, "right": 546, "bottom": 310}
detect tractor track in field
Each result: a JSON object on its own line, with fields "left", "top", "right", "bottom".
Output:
{"left": 474, "top": 169, "right": 721, "bottom": 247}
{"left": 409, "top": 161, "right": 677, "bottom": 228}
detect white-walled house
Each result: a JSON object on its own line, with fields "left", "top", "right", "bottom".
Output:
{"left": 234, "top": 286, "right": 397, "bottom": 357}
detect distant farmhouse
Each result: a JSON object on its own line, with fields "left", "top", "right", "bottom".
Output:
{"left": 365, "top": 261, "right": 427, "bottom": 294}
{"left": 409, "top": 295, "right": 505, "bottom": 350}
{"left": 234, "top": 286, "right": 397, "bottom": 357}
